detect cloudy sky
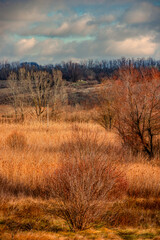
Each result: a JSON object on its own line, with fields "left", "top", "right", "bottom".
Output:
{"left": 0, "top": 0, "right": 160, "bottom": 64}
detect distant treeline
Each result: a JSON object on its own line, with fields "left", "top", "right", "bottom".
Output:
{"left": 0, "top": 57, "right": 160, "bottom": 82}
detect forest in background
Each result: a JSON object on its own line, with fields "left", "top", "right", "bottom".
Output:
{"left": 0, "top": 57, "right": 160, "bottom": 82}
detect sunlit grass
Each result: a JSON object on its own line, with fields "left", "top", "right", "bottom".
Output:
{"left": 0, "top": 119, "right": 159, "bottom": 238}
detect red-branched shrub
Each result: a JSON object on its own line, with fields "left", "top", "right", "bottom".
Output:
{"left": 45, "top": 155, "right": 127, "bottom": 231}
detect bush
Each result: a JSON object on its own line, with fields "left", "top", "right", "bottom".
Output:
{"left": 114, "top": 80, "right": 160, "bottom": 158}
{"left": 6, "top": 131, "right": 27, "bottom": 150}
{"left": 45, "top": 155, "right": 127, "bottom": 231}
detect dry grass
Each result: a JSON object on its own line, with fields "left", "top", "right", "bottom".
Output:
{"left": 0, "top": 118, "right": 160, "bottom": 237}
{"left": 0, "top": 197, "right": 159, "bottom": 240}
{"left": 0, "top": 121, "right": 160, "bottom": 199}
{"left": 126, "top": 163, "right": 160, "bottom": 198}
{"left": 0, "top": 122, "right": 118, "bottom": 197}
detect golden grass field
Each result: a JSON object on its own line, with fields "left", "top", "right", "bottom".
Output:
{"left": 0, "top": 112, "right": 160, "bottom": 239}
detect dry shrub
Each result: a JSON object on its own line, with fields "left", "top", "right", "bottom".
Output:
{"left": 45, "top": 157, "right": 127, "bottom": 231}
{"left": 42, "top": 125, "right": 127, "bottom": 230}
{"left": 6, "top": 131, "right": 27, "bottom": 150}
{"left": 44, "top": 127, "right": 127, "bottom": 231}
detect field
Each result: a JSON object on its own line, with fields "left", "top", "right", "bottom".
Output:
{"left": 1, "top": 0, "right": 160, "bottom": 237}
{"left": 0, "top": 111, "right": 160, "bottom": 240}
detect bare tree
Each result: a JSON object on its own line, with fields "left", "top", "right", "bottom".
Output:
{"left": 27, "top": 70, "right": 53, "bottom": 118}
{"left": 8, "top": 68, "right": 67, "bottom": 121}
{"left": 51, "top": 69, "right": 68, "bottom": 118}
{"left": 7, "top": 69, "right": 26, "bottom": 121}
{"left": 114, "top": 77, "right": 160, "bottom": 158}
{"left": 95, "top": 66, "right": 160, "bottom": 158}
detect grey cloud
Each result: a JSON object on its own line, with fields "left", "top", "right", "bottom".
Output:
{"left": 96, "top": 23, "right": 152, "bottom": 43}
{"left": 18, "top": 33, "right": 158, "bottom": 63}
{"left": 20, "top": 14, "right": 97, "bottom": 37}
{"left": 88, "top": 15, "right": 115, "bottom": 25}
{"left": 0, "top": 0, "right": 148, "bottom": 22}
{"left": 1, "top": 33, "right": 159, "bottom": 64}
{"left": 123, "top": 2, "right": 160, "bottom": 24}
{"left": 0, "top": 20, "right": 29, "bottom": 35}
{"left": 0, "top": 0, "right": 66, "bottom": 21}
{"left": 0, "top": 0, "right": 160, "bottom": 64}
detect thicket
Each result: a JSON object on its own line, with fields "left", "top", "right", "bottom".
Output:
{"left": 97, "top": 66, "right": 160, "bottom": 159}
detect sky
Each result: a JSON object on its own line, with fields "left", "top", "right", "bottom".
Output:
{"left": 0, "top": 0, "right": 160, "bottom": 64}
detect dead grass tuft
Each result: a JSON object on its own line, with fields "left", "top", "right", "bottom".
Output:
{"left": 6, "top": 131, "right": 27, "bottom": 150}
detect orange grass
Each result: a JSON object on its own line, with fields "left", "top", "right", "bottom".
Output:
{"left": 126, "top": 163, "right": 160, "bottom": 198}
{"left": 0, "top": 122, "right": 119, "bottom": 197}
{"left": 0, "top": 120, "right": 159, "bottom": 199}
{"left": 0, "top": 120, "right": 159, "bottom": 238}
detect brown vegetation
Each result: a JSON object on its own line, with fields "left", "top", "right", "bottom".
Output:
{"left": 115, "top": 79, "right": 160, "bottom": 158}
{"left": 0, "top": 64, "right": 160, "bottom": 238}
{"left": 44, "top": 127, "right": 127, "bottom": 230}
{"left": 97, "top": 66, "right": 160, "bottom": 159}
{"left": 6, "top": 131, "right": 27, "bottom": 150}
{"left": 0, "top": 120, "right": 159, "bottom": 238}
